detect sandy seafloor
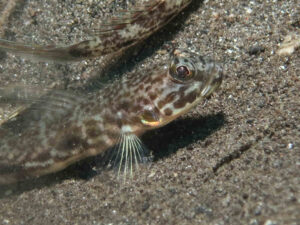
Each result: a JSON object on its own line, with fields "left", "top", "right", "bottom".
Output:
{"left": 0, "top": 0, "right": 299, "bottom": 224}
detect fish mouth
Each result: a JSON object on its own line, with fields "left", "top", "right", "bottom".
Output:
{"left": 200, "top": 64, "right": 223, "bottom": 98}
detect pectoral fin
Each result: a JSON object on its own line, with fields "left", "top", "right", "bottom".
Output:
{"left": 103, "top": 132, "right": 151, "bottom": 179}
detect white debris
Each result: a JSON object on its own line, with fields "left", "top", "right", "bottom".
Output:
{"left": 277, "top": 33, "right": 300, "bottom": 55}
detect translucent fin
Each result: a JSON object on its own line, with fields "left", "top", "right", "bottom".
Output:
{"left": 89, "top": 2, "right": 160, "bottom": 35}
{"left": 0, "top": 38, "right": 83, "bottom": 62}
{"left": 0, "top": 86, "right": 84, "bottom": 132}
{"left": 0, "top": 106, "right": 26, "bottom": 126}
{"left": 0, "top": 85, "right": 82, "bottom": 112}
{"left": 0, "top": 84, "right": 50, "bottom": 104}
{"left": 0, "top": 0, "right": 192, "bottom": 62}
{"left": 103, "top": 133, "right": 151, "bottom": 180}
{"left": 0, "top": 85, "right": 54, "bottom": 125}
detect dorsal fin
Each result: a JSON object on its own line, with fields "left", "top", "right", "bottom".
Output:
{"left": 90, "top": 1, "right": 162, "bottom": 34}
{"left": 0, "top": 0, "right": 192, "bottom": 62}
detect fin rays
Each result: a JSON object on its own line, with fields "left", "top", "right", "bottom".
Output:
{"left": 0, "top": 85, "right": 83, "bottom": 108}
{"left": 0, "top": 1, "right": 192, "bottom": 62}
{"left": 104, "top": 132, "right": 151, "bottom": 180}
{"left": 0, "top": 86, "right": 85, "bottom": 126}
{"left": 0, "top": 39, "right": 76, "bottom": 62}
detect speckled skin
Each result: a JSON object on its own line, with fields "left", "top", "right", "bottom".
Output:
{"left": 0, "top": 0, "right": 192, "bottom": 62}
{"left": 0, "top": 49, "right": 222, "bottom": 184}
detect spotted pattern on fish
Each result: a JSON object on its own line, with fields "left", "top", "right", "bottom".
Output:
{"left": 0, "top": 0, "right": 192, "bottom": 62}
{"left": 0, "top": 49, "right": 222, "bottom": 184}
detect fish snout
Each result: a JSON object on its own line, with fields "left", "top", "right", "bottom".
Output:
{"left": 200, "top": 64, "right": 223, "bottom": 98}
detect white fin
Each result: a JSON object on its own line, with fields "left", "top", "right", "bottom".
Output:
{"left": 104, "top": 133, "right": 151, "bottom": 179}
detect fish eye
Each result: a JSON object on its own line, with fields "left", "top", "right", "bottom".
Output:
{"left": 176, "top": 66, "right": 190, "bottom": 79}
{"left": 169, "top": 63, "right": 193, "bottom": 83}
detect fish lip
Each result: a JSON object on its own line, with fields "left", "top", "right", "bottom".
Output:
{"left": 200, "top": 65, "right": 223, "bottom": 97}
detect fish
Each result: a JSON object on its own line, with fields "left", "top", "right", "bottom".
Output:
{"left": 0, "top": 0, "right": 192, "bottom": 62}
{"left": 0, "top": 48, "right": 223, "bottom": 185}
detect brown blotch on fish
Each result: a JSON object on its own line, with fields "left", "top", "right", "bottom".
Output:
{"left": 173, "top": 91, "right": 197, "bottom": 109}
{"left": 57, "top": 135, "right": 89, "bottom": 152}
{"left": 157, "top": 99, "right": 165, "bottom": 109}
{"left": 148, "top": 92, "right": 157, "bottom": 101}
{"left": 164, "top": 108, "right": 173, "bottom": 116}
{"left": 151, "top": 76, "right": 164, "bottom": 85}
{"left": 86, "top": 127, "right": 102, "bottom": 138}
{"left": 164, "top": 92, "right": 177, "bottom": 104}
{"left": 142, "top": 98, "right": 150, "bottom": 105}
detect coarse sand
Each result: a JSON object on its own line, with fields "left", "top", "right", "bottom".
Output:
{"left": 0, "top": 0, "right": 299, "bottom": 224}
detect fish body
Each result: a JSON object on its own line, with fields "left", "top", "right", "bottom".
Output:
{"left": 0, "top": 0, "right": 192, "bottom": 62}
{"left": 0, "top": 49, "right": 222, "bottom": 184}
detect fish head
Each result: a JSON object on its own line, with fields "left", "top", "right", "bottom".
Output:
{"left": 169, "top": 48, "right": 223, "bottom": 97}
{"left": 139, "top": 48, "right": 223, "bottom": 128}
